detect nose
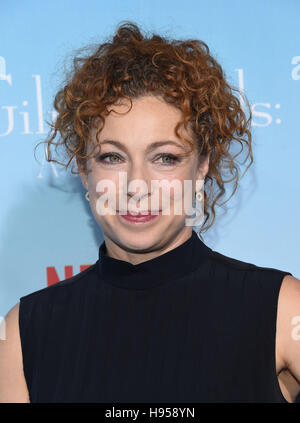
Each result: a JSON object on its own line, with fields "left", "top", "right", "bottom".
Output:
{"left": 126, "top": 162, "right": 153, "bottom": 200}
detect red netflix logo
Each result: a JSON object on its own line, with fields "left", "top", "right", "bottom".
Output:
{"left": 46, "top": 265, "right": 91, "bottom": 286}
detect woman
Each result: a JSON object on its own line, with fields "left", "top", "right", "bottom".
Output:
{"left": 0, "top": 21, "right": 299, "bottom": 403}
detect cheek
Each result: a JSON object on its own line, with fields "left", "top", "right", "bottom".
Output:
{"left": 88, "top": 169, "right": 119, "bottom": 197}
{"left": 87, "top": 172, "right": 118, "bottom": 219}
{"left": 174, "top": 170, "right": 197, "bottom": 215}
{"left": 157, "top": 172, "right": 195, "bottom": 214}
{"left": 166, "top": 170, "right": 195, "bottom": 197}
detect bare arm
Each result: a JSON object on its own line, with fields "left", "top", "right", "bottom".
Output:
{"left": 0, "top": 302, "right": 30, "bottom": 402}
{"left": 277, "top": 275, "right": 300, "bottom": 402}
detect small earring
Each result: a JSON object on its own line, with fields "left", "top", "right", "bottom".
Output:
{"left": 195, "top": 178, "right": 204, "bottom": 202}
{"left": 196, "top": 190, "right": 203, "bottom": 202}
{"left": 85, "top": 191, "right": 90, "bottom": 202}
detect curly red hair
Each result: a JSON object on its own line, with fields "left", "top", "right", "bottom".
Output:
{"left": 36, "top": 21, "right": 253, "bottom": 235}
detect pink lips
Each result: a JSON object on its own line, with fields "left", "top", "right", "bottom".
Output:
{"left": 117, "top": 210, "right": 161, "bottom": 223}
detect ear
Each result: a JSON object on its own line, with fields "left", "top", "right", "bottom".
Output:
{"left": 196, "top": 153, "right": 210, "bottom": 180}
{"left": 76, "top": 157, "right": 88, "bottom": 191}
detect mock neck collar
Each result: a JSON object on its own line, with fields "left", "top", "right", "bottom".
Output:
{"left": 96, "top": 230, "right": 212, "bottom": 290}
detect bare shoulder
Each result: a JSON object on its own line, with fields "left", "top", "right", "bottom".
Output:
{"left": 0, "top": 302, "right": 30, "bottom": 403}
{"left": 277, "top": 274, "right": 300, "bottom": 402}
{"left": 277, "top": 274, "right": 300, "bottom": 358}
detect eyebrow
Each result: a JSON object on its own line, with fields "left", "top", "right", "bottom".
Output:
{"left": 99, "top": 139, "right": 186, "bottom": 154}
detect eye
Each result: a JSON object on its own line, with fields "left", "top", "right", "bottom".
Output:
{"left": 154, "top": 153, "right": 181, "bottom": 166}
{"left": 96, "top": 153, "right": 123, "bottom": 165}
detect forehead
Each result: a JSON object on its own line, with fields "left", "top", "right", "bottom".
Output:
{"left": 90, "top": 96, "right": 194, "bottom": 150}
{"left": 106, "top": 96, "right": 181, "bottom": 133}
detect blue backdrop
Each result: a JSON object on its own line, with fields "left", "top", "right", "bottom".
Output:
{"left": 1, "top": 0, "right": 299, "bottom": 321}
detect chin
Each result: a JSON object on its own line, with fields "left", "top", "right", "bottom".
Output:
{"left": 100, "top": 215, "right": 180, "bottom": 252}
{"left": 116, "top": 230, "right": 162, "bottom": 252}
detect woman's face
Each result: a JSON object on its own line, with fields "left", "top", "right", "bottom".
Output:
{"left": 79, "top": 95, "right": 209, "bottom": 254}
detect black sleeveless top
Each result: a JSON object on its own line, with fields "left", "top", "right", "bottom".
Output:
{"left": 19, "top": 231, "right": 293, "bottom": 403}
